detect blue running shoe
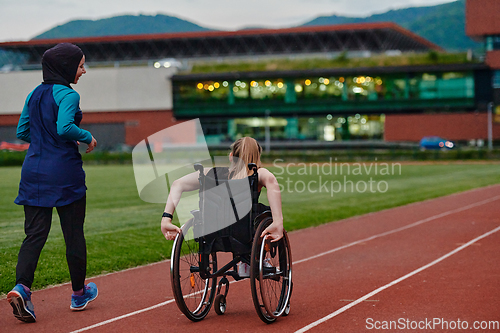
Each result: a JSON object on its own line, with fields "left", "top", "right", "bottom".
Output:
{"left": 70, "top": 282, "right": 98, "bottom": 311}
{"left": 7, "top": 284, "right": 36, "bottom": 323}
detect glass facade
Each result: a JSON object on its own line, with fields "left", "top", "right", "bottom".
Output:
{"left": 173, "top": 69, "right": 477, "bottom": 143}
{"left": 175, "top": 71, "right": 474, "bottom": 109}
{"left": 485, "top": 35, "right": 500, "bottom": 51}
{"left": 200, "top": 114, "right": 385, "bottom": 144}
{"left": 493, "top": 70, "right": 500, "bottom": 89}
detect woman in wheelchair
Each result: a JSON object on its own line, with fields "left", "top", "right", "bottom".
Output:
{"left": 160, "top": 136, "right": 283, "bottom": 243}
{"left": 160, "top": 137, "right": 292, "bottom": 323}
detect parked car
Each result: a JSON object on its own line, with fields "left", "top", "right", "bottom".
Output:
{"left": 419, "top": 136, "right": 455, "bottom": 150}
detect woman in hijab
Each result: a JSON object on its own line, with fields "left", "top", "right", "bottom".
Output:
{"left": 7, "top": 43, "right": 98, "bottom": 323}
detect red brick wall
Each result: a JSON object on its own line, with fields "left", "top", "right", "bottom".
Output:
{"left": 385, "top": 112, "right": 500, "bottom": 142}
{"left": 80, "top": 110, "right": 180, "bottom": 146}
{"left": 0, "top": 110, "right": 181, "bottom": 146}
{"left": 0, "top": 114, "right": 23, "bottom": 126}
{"left": 486, "top": 50, "right": 500, "bottom": 69}
{"left": 466, "top": 0, "right": 500, "bottom": 37}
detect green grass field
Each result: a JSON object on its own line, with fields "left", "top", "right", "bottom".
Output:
{"left": 1, "top": 162, "right": 499, "bottom": 295}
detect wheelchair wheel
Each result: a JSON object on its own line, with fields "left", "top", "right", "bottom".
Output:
{"left": 214, "top": 294, "right": 226, "bottom": 315}
{"left": 250, "top": 216, "right": 293, "bottom": 324}
{"left": 171, "top": 218, "right": 217, "bottom": 322}
{"left": 282, "top": 298, "right": 291, "bottom": 316}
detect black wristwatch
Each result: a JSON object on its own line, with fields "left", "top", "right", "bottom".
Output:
{"left": 162, "top": 212, "right": 173, "bottom": 219}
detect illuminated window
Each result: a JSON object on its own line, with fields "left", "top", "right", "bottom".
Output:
{"left": 295, "top": 77, "right": 343, "bottom": 100}
{"left": 248, "top": 79, "right": 286, "bottom": 100}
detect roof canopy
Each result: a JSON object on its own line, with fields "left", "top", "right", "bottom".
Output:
{"left": 0, "top": 22, "right": 441, "bottom": 69}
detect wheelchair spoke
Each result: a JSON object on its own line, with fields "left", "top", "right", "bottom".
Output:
{"left": 171, "top": 218, "right": 217, "bottom": 321}
{"left": 251, "top": 216, "right": 293, "bottom": 323}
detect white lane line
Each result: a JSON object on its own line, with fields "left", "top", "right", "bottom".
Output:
{"left": 69, "top": 289, "right": 208, "bottom": 333}
{"left": 294, "top": 225, "right": 500, "bottom": 333}
{"left": 69, "top": 299, "right": 176, "bottom": 333}
{"left": 68, "top": 195, "right": 500, "bottom": 333}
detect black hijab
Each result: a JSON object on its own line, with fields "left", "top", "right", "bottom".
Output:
{"left": 42, "top": 43, "right": 84, "bottom": 88}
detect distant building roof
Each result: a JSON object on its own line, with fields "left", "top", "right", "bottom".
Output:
{"left": 0, "top": 22, "right": 442, "bottom": 68}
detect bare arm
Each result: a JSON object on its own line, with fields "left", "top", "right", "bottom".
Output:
{"left": 161, "top": 170, "right": 204, "bottom": 240}
{"left": 258, "top": 168, "right": 284, "bottom": 242}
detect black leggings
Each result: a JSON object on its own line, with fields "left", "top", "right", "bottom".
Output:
{"left": 16, "top": 195, "right": 87, "bottom": 292}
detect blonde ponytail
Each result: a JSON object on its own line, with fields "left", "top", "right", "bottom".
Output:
{"left": 229, "top": 137, "right": 262, "bottom": 179}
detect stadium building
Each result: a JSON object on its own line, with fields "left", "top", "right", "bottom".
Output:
{"left": 466, "top": 0, "right": 500, "bottom": 114}
{"left": 0, "top": 17, "right": 498, "bottom": 150}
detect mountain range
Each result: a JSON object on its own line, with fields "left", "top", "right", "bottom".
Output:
{"left": 34, "top": 0, "right": 478, "bottom": 52}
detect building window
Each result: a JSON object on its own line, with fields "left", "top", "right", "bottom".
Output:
{"left": 486, "top": 35, "right": 500, "bottom": 51}
{"left": 177, "top": 80, "right": 229, "bottom": 104}
{"left": 413, "top": 72, "right": 473, "bottom": 99}
{"left": 197, "top": 115, "right": 385, "bottom": 144}
{"left": 249, "top": 79, "right": 286, "bottom": 100}
{"left": 493, "top": 70, "right": 500, "bottom": 89}
{"left": 294, "top": 77, "right": 344, "bottom": 100}
{"left": 173, "top": 70, "right": 475, "bottom": 116}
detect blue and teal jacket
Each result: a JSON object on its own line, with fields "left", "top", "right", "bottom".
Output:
{"left": 15, "top": 83, "right": 92, "bottom": 207}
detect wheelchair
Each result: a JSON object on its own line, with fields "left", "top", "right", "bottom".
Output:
{"left": 170, "top": 162, "right": 293, "bottom": 324}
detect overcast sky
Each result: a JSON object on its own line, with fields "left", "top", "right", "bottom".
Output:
{"left": 0, "top": 0, "right": 457, "bottom": 42}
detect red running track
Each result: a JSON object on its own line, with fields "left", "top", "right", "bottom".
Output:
{"left": 1, "top": 185, "right": 499, "bottom": 332}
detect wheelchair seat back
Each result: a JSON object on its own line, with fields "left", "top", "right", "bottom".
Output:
{"left": 197, "top": 167, "right": 258, "bottom": 255}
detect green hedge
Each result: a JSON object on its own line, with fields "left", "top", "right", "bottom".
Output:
{"left": 0, "top": 150, "right": 133, "bottom": 166}
{"left": 259, "top": 148, "right": 500, "bottom": 163}
{"left": 81, "top": 151, "right": 132, "bottom": 164}
{"left": 1, "top": 148, "right": 499, "bottom": 167}
{"left": 0, "top": 151, "right": 27, "bottom": 166}
{"left": 189, "top": 52, "right": 476, "bottom": 74}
